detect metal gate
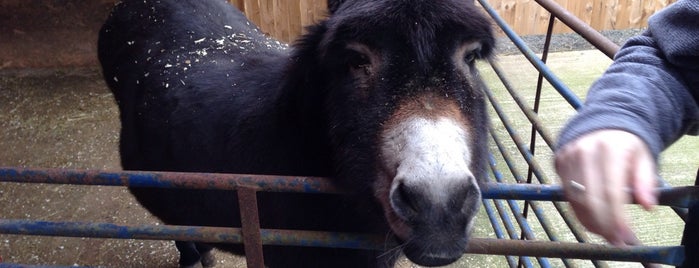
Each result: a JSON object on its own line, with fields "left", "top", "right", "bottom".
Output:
{"left": 1, "top": 0, "right": 696, "bottom": 267}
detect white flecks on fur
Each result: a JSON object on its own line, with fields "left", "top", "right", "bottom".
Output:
{"left": 381, "top": 117, "right": 475, "bottom": 205}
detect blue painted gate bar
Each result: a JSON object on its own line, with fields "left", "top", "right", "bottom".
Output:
{"left": 0, "top": 167, "right": 695, "bottom": 266}
{"left": 0, "top": 218, "right": 686, "bottom": 265}
{"left": 1, "top": 167, "right": 698, "bottom": 208}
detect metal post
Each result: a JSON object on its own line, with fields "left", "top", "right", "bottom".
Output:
{"left": 238, "top": 187, "right": 265, "bottom": 268}
{"left": 533, "top": 0, "right": 620, "bottom": 59}
{"left": 679, "top": 169, "right": 699, "bottom": 268}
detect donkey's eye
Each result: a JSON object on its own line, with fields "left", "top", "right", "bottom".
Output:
{"left": 347, "top": 51, "right": 371, "bottom": 69}
{"left": 463, "top": 49, "right": 479, "bottom": 64}
{"left": 344, "top": 43, "right": 377, "bottom": 78}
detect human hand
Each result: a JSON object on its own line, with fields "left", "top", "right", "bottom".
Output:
{"left": 555, "top": 129, "right": 658, "bottom": 246}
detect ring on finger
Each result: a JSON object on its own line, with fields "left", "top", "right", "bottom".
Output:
{"left": 569, "top": 180, "right": 586, "bottom": 192}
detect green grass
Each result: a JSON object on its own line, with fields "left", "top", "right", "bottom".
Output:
{"left": 427, "top": 50, "right": 699, "bottom": 268}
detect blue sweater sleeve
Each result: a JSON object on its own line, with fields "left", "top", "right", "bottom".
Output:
{"left": 556, "top": 0, "right": 699, "bottom": 159}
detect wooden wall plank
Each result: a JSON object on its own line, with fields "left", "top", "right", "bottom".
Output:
{"left": 228, "top": 0, "right": 245, "bottom": 13}
{"left": 257, "top": 0, "right": 274, "bottom": 36}
{"left": 312, "top": 0, "right": 328, "bottom": 25}
{"left": 287, "top": 0, "right": 303, "bottom": 41}
{"left": 227, "top": 0, "right": 675, "bottom": 41}
{"left": 271, "top": 0, "right": 286, "bottom": 41}
{"left": 551, "top": 0, "right": 569, "bottom": 34}
{"left": 243, "top": 0, "right": 261, "bottom": 30}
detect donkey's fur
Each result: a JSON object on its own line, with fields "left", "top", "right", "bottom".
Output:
{"left": 99, "top": 0, "right": 494, "bottom": 267}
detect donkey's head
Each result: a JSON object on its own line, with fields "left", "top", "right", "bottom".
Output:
{"left": 293, "top": 0, "right": 494, "bottom": 265}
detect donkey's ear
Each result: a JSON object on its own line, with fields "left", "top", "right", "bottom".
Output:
{"left": 327, "top": 0, "right": 345, "bottom": 15}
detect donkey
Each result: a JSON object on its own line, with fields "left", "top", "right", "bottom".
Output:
{"left": 98, "top": 0, "right": 494, "bottom": 267}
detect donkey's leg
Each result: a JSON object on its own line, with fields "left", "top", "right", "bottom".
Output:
{"left": 195, "top": 243, "right": 216, "bottom": 267}
{"left": 175, "top": 241, "right": 203, "bottom": 268}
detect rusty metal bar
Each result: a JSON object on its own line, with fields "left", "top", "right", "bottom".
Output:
{"left": 491, "top": 197, "right": 537, "bottom": 267}
{"left": 493, "top": 197, "right": 539, "bottom": 267}
{"left": 0, "top": 219, "right": 386, "bottom": 250}
{"left": 481, "top": 84, "right": 597, "bottom": 244}
{"left": 238, "top": 187, "right": 264, "bottom": 268}
{"left": 483, "top": 199, "right": 520, "bottom": 267}
{"left": 0, "top": 167, "right": 342, "bottom": 193}
{"left": 486, "top": 164, "right": 538, "bottom": 267}
{"left": 468, "top": 240, "right": 684, "bottom": 266}
{"left": 679, "top": 169, "right": 699, "bottom": 268}
{"left": 485, "top": 59, "right": 557, "bottom": 149}
{"left": 0, "top": 219, "right": 243, "bottom": 242}
{"left": 488, "top": 156, "right": 552, "bottom": 268}
{"left": 533, "top": 0, "right": 620, "bottom": 59}
{"left": 1, "top": 167, "right": 696, "bottom": 208}
{"left": 258, "top": 229, "right": 386, "bottom": 249}
{"left": 523, "top": 12, "right": 565, "bottom": 268}
{"left": 490, "top": 133, "right": 578, "bottom": 268}
{"left": 487, "top": 183, "right": 699, "bottom": 209}
{"left": 476, "top": 0, "right": 583, "bottom": 109}
{"left": 660, "top": 179, "right": 689, "bottom": 221}
{"left": 0, "top": 219, "right": 685, "bottom": 265}
{"left": 480, "top": 82, "right": 552, "bottom": 185}
{"left": 529, "top": 11, "right": 556, "bottom": 170}
{"left": 488, "top": 140, "right": 562, "bottom": 242}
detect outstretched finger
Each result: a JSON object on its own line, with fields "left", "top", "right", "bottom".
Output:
{"left": 600, "top": 142, "right": 633, "bottom": 246}
{"left": 631, "top": 147, "right": 657, "bottom": 210}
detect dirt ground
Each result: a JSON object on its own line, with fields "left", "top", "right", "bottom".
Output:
{"left": 0, "top": 68, "right": 252, "bottom": 267}
{"left": 0, "top": 1, "right": 244, "bottom": 266}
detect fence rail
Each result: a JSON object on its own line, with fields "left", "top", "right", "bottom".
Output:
{"left": 0, "top": 167, "right": 692, "bottom": 266}
{"left": 0, "top": 219, "right": 685, "bottom": 265}
{"left": 1, "top": 167, "right": 697, "bottom": 208}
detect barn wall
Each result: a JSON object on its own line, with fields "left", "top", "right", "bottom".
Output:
{"left": 0, "top": 0, "right": 115, "bottom": 69}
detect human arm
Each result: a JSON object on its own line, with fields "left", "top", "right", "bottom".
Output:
{"left": 556, "top": 130, "right": 656, "bottom": 246}
{"left": 554, "top": 0, "right": 699, "bottom": 246}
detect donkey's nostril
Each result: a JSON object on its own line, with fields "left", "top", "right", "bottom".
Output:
{"left": 449, "top": 177, "right": 481, "bottom": 213}
{"left": 390, "top": 182, "right": 421, "bottom": 220}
